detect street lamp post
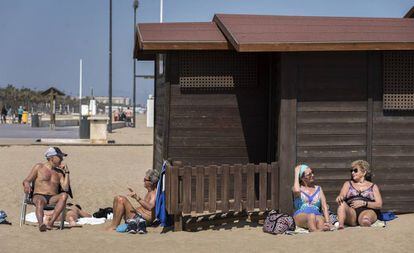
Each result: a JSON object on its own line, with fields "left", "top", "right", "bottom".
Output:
{"left": 108, "top": 0, "right": 113, "bottom": 133}
{"left": 133, "top": 0, "right": 139, "bottom": 128}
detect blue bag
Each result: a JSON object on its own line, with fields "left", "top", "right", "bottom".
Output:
{"left": 379, "top": 212, "right": 397, "bottom": 221}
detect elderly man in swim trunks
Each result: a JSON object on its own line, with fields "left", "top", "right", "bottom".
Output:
{"left": 22, "top": 147, "right": 71, "bottom": 232}
{"left": 105, "top": 169, "right": 159, "bottom": 233}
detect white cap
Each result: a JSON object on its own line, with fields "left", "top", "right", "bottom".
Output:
{"left": 44, "top": 147, "right": 67, "bottom": 159}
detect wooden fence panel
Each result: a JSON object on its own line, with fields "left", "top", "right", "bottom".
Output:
{"left": 196, "top": 165, "right": 205, "bottom": 213}
{"left": 166, "top": 162, "right": 279, "bottom": 222}
{"left": 234, "top": 164, "right": 243, "bottom": 212}
{"left": 246, "top": 164, "right": 255, "bottom": 211}
{"left": 182, "top": 166, "right": 192, "bottom": 214}
{"left": 221, "top": 164, "right": 230, "bottom": 213}
{"left": 259, "top": 163, "right": 268, "bottom": 210}
{"left": 208, "top": 165, "right": 218, "bottom": 212}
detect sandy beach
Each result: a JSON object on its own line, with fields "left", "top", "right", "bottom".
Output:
{"left": 0, "top": 126, "right": 413, "bottom": 253}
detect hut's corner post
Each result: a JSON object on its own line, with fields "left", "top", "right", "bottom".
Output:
{"left": 170, "top": 161, "right": 183, "bottom": 231}
{"left": 277, "top": 53, "right": 297, "bottom": 214}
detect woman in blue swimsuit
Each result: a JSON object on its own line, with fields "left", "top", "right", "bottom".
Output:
{"left": 292, "top": 164, "right": 331, "bottom": 232}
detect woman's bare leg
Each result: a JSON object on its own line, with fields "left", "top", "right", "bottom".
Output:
{"left": 358, "top": 210, "right": 377, "bottom": 227}
{"left": 65, "top": 210, "right": 80, "bottom": 227}
{"left": 337, "top": 202, "right": 357, "bottom": 229}
{"left": 316, "top": 216, "right": 329, "bottom": 231}
{"left": 306, "top": 214, "right": 320, "bottom": 232}
{"left": 293, "top": 213, "right": 308, "bottom": 229}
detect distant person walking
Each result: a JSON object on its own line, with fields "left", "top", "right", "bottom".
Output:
{"left": 7, "top": 107, "right": 13, "bottom": 124}
{"left": 125, "top": 107, "right": 133, "bottom": 127}
{"left": 17, "top": 106, "right": 24, "bottom": 124}
{"left": 1, "top": 105, "right": 7, "bottom": 124}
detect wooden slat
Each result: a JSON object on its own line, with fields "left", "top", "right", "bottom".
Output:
{"left": 297, "top": 123, "right": 366, "bottom": 135}
{"left": 297, "top": 134, "right": 366, "bottom": 146}
{"left": 168, "top": 147, "right": 249, "bottom": 157}
{"left": 297, "top": 146, "right": 366, "bottom": 158}
{"left": 221, "top": 164, "right": 230, "bottom": 212}
{"left": 208, "top": 165, "right": 218, "bottom": 213}
{"left": 170, "top": 165, "right": 179, "bottom": 214}
{"left": 373, "top": 134, "right": 414, "bottom": 145}
{"left": 233, "top": 164, "right": 242, "bottom": 211}
{"left": 165, "top": 164, "right": 171, "bottom": 213}
{"left": 271, "top": 162, "right": 279, "bottom": 209}
{"left": 169, "top": 137, "right": 247, "bottom": 147}
{"left": 297, "top": 111, "right": 367, "bottom": 124}
{"left": 196, "top": 165, "right": 205, "bottom": 213}
{"left": 246, "top": 164, "right": 255, "bottom": 211}
{"left": 182, "top": 166, "right": 192, "bottom": 214}
{"left": 297, "top": 101, "right": 367, "bottom": 112}
{"left": 372, "top": 146, "right": 414, "bottom": 157}
{"left": 259, "top": 163, "right": 267, "bottom": 211}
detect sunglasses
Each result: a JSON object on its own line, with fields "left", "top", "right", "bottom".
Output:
{"left": 350, "top": 168, "right": 359, "bottom": 173}
{"left": 144, "top": 178, "right": 151, "bottom": 182}
{"left": 303, "top": 171, "right": 314, "bottom": 177}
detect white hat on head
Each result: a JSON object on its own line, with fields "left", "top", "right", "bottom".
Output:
{"left": 44, "top": 147, "right": 67, "bottom": 159}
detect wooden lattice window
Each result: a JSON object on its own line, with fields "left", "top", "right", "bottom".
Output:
{"left": 179, "top": 51, "right": 257, "bottom": 89}
{"left": 383, "top": 51, "right": 414, "bottom": 110}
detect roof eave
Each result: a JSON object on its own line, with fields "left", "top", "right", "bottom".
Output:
{"left": 237, "top": 42, "right": 414, "bottom": 52}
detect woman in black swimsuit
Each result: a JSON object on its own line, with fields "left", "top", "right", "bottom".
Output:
{"left": 336, "top": 160, "right": 383, "bottom": 229}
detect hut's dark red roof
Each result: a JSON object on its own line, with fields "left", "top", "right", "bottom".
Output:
{"left": 213, "top": 14, "right": 414, "bottom": 52}
{"left": 134, "top": 10, "right": 414, "bottom": 57}
{"left": 136, "top": 22, "right": 230, "bottom": 51}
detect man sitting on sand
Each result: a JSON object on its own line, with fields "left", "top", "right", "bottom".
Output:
{"left": 105, "top": 169, "right": 159, "bottom": 233}
{"left": 22, "top": 147, "right": 71, "bottom": 232}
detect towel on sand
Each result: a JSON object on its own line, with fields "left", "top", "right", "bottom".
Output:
{"left": 285, "top": 220, "right": 386, "bottom": 235}
{"left": 25, "top": 212, "right": 106, "bottom": 225}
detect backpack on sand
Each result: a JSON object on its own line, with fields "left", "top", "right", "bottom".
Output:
{"left": 263, "top": 210, "right": 295, "bottom": 235}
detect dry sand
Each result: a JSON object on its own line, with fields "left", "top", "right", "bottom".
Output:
{"left": 0, "top": 130, "right": 413, "bottom": 252}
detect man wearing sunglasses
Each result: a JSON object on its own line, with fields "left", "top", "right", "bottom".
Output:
{"left": 105, "top": 169, "right": 159, "bottom": 234}
{"left": 22, "top": 147, "right": 71, "bottom": 232}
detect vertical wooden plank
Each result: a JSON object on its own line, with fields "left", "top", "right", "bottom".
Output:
{"left": 208, "top": 165, "right": 217, "bottom": 213}
{"left": 259, "top": 163, "right": 268, "bottom": 211}
{"left": 233, "top": 164, "right": 242, "bottom": 212}
{"left": 162, "top": 82, "right": 171, "bottom": 161}
{"left": 221, "top": 164, "right": 230, "bottom": 213}
{"left": 182, "top": 166, "right": 192, "bottom": 214}
{"left": 271, "top": 162, "right": 279, "bottom": 209}
{"left": 246, "top": 163, "right": 255, "bottom": 211}
{"left": 196, "top": 165, "right": 205, "bottom": 213}
{"left": 367, "top": 52, "right": 381, "bottom": 166}
{"left": 170, "top": 165, "right": 179, "bottom": 216}
{"left": 278, "top": 53, "right": 297, "bottom": 214}
{"left": 174, "top": 214, "right": 182, "bottom": 232}
{"left": 165, "top": 163, "right": 171, "bottom": 213}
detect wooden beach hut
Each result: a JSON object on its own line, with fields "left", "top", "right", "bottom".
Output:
{"left": 134, "top": 8, "right": 414, "bottom": 230}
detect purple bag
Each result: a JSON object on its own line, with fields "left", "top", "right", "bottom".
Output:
{"left": 263, "top": 210, "right": 295, "bottom": 234}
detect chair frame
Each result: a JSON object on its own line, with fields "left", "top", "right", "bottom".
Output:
{"left": 19, "top": 190, "right": 66, "bottom": 230}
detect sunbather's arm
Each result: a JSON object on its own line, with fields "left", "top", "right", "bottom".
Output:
{"left": 22, "top": 163, "right": 40, "bottom": 193}
{"left": 136, "top": 193, "right": 156, "bottom": 211}
{"left": 292, "top": 165, "right": 301, "bottom": 196}
{"left": 335, "top": 182, "right": 349, "bottom": 204}
{"left": 367, "top": 184, "right": 383, "bottom": 209}
{"left": 319, "top": 188, "right": 330, "bottom": 224}
{"left": 59, "top": 164, "right": 70, "bottom": 192}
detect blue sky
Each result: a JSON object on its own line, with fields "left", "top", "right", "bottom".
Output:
{"left": 0, "top": 0, "right": 413, "bottom": 105}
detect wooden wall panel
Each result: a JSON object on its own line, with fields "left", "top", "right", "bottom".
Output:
{"left": 294, "top": 52, "right": 368, "bottom": 210}
{"left": 167, "top": 51, "right": 272, "bottom": 166}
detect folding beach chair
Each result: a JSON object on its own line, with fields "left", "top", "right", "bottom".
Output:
{"left": 19, "top": 181, "right": 72, "bottom": 230}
